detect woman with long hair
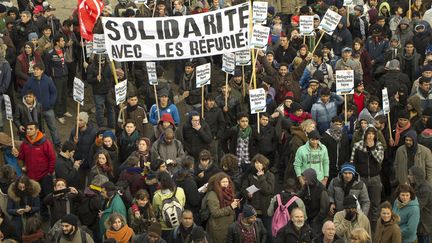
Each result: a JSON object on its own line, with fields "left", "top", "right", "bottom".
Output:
{"left": 350, "top": 227, "right": 371, "bottom": 243}
{"left": 128, "top": 189, "right": 155, "bottom": 234}
{"left": 205, "top": 172, "right": 240, "bottom": 243}
{"left": 15, "top": 42, "right": 42, "bottom": 91}
{"left": 101, "top": 130, "right": 120, "bottom": 178}
{"left": 89, "top": 149, "right": 115, "bottom": 183}
{"left": 374, "top": 201, "right": 402, "bottom": 243}
{"left": 392, "top": 184, "right": 420, "bottom": 243}
{"left": 105, "top": 213, "right": 134, "bottom": 243}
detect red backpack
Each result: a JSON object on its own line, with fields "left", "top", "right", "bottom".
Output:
{"left": 271, "top": 194, "right": 298, "bottom": 237}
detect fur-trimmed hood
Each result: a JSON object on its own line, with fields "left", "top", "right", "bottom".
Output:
{"left": 7, "top": 179, "right": 41, "bottom": 202}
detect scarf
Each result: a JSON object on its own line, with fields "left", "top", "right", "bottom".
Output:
{"left": 394, "top": 122, "right": 411, "bottom": 145}
{"left": 22, "top": 97, "right": 39, "bottom": 124}
{"left": 343, "top": 177, "right": 355, "bottom": 196}
{"left": 238, "top": 126, "right": 252, "bottom": 139}
{"left": 238, "top": 215, "right": 256, "bottom": 243}
{"left": 218, "top": 186, "right": 234, "bottom": 208}
{"left": 106, "top": 225, "right": 134, "bottom": 243}
{"left": 126, "top": 104, "right": 138, "bottom": 113}
{"left": 99, "top": 163, "right": 112, "bottom": 174}
{"left": 327, "top": 124, "right": 343, "bottom": 142}
{"left": 288, "top": 112, "right": 311, "bottom": 125}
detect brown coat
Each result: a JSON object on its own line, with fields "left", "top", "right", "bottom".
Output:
{"left": 206, "top": 190, "right": 235, "bottom": 243}
{"left": 374, "top": 216, "right": 402, "bottom": 243}
{"left": 394, "top": 143, "right": 432, "bottom": 185}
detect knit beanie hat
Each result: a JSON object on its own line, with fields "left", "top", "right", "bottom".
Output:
{"left": 79, "top": 112, "right": 89, "bottom": 123}
{"left": 148, "top": 222, "right": 162, "bottom": 237}
{"left": 343, "top": 195, "right": 357, "bottom": 209}
{"left": 61, "top": 214, "right": 78, "bottom": 227}
{"left": 340, "top": 163, "right": 356, "bottom": 175}
{"left": 242, "top": 204, "right": 257, "bottom": 218}
{"left": 190, "top": 226, "right": 206, "bottom": 241}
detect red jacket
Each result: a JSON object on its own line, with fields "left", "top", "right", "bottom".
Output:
{"left": 18, "top": 131, "right": 56, "bottom": 181}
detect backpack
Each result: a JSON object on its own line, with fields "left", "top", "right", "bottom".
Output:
{"left": 271, "top": 194, "right": 298, "bottom": 237}
{"left": 116, "top": 179, "right": 133, "bottom": 207}
{"left": 160, "top": 187, "right": 183, "bottom": 228}
{"left": 199, "top": 192, "right": 210, "bottom": 222}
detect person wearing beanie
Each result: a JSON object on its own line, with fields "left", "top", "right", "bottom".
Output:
{"left": 182, "top": 111, "right": 212, "bottom": 160}
{"left": 118, "top": 92, "right": 150, "bottom": 137}
{"left": 228, "top": 68, "right": 246, "bottom": 103}
{"left": 395, "top": 130, "right": 432, "bottom": 185}
{"left": 335, "top": 44, "right": 364, "bottom": 81}
{"left": 294, "top": 128, "right": 330, "bottom": 186}
{"left": 328, "top": 162, "right": 370, "bottom": 216}
{"left": 299, "top": 48, "right": 334, "bottom": 90}
{"left": 99, "top": 181, "right": 127, "bottom": 238}
{"left": 133, "top": 222, "right": 166, "bottom": 242}
{"left": 333, "top": 195, "right": 372, "bottom": 242}
{"left": 311, "top": 87, "right": 344, "bottom": 133}
{"left": 297, "top": 168, "right": 330, "bottom": 235}
{"left": 350, "top": 125, "right": 384, "bottom": 228}
{"left": 69, "top": 111, "right": 98, "bottom": 186}
{"left": 226, "top": 204, "right": 267, "bottom": 243}
{"left": 59, "top": 214, "right": 94, "bottom": 242}
{"left": 320, "top": 116, "right": 350, "bottom": 182}
{"left": 190, "top": 226, "right": 208, "bottom": 242}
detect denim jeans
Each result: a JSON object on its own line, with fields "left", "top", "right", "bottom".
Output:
{"left": 42, "top": 109, "right": 61, "bottom": 145}
{"left": 93, "top": 94, "right": 115, "bottom": 128}
{"left": 54, "top": 75, "right": 68, "bottom": 117}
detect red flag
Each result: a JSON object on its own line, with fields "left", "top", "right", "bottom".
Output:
{"left": 78, "top": 0, "right": 104, "bottom": 41}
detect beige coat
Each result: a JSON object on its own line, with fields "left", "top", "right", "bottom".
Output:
{"left": 334, "top": 210, "right": 372, "bottom": 242}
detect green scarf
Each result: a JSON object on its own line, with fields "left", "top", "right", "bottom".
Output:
{"left": 238, "top": 126, "right": 252, "bottom": 139}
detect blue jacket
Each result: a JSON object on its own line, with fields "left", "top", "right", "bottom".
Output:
{"left": 21, "top": 74, "right": 57, "bottom": 111}
{"left": 393, "top": 198, "right": 420, "bottom": 243}
{"left": 149, "top": 102, "right": 180, "bottom": 125}
{"left": 311, "top": 93, "right": 344, "bottom": 133}
{"left": 365, "top": 36, "right": 389, "bottom": 65}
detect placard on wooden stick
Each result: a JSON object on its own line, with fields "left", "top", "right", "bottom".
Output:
{"left": 196, "top": 63, "right": 211, "bottom": 88}
{"left": 146, "top": 62, "right": 158, "bottom": 85}
{"left": 249, "top": 88, "right": 267, "bottom": 114}
{"left": 336, "top": 70, "right": 354, "bottom": 95}
{"left": 73, "top": 77, "right": 85, "bottom": 105}
{"left": 115, "top": 80, "right": 128, "bottom": 105}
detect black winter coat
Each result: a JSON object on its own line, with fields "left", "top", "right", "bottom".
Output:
{"left": 55, "top": 155, "right": 80, "bottom": 188}
{"left": 275, "top": 221, "right": 314, "bottom": 243}
{"left": 241, "top": 171, "right": 275, "bottom": 217}
{"left": 70, "top": 123, "right": 98, "bottom": 169}
{"left": 226, "top": 218, "right": 267, "bottom": 243}
{"left": 181, "top": 119, "right": 212, "bottom": 159}
{"left": 204, "top": 106, "right": 225, "bottom": 139}
{"left": 87, "top": 61, "right": 114, "bottom": 95}
{"left": 13, "top": 100, "right": 43, "bottom": 136}
{"left": 251, "top": 124, "right": 278, "bottom": 156}
{"left": 194, "top": 162, "right": 221, "bottom": 188}
{"left": 320, "top": 131, "right": 350, "bottom": 179}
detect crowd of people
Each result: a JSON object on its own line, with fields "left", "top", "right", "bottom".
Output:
{"left": 0, "top": 0, "right": 430, "bottom": 242}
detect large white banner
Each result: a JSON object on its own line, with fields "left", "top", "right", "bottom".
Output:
{"left": 102, "top": 3, "right": 250, "bottom": 61}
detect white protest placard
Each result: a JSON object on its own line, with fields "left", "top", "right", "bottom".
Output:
{"left": 134, "top": 0, "right": 147, "bottom": 4}
{"left": 115, "top": 80, "right": 128, "bottom": 105}
{"left": 222, "top": 53, "right": 236, "bottom": 74}
{"left": 253, "top": 1, "right": 268, "bottom": 25}
{"left": 344, "top": 0, "right": 353, "bottom": 5}
{"left": 300, "top": 15, "right": 314, "bottom": 36}
{"left": 336, "top": 70, "right": 354, "bottom": 95}
{"left": 196, "top": 63, "right": 211, "bottom": 88}
{"left": 146, "top": 62, "right": 158, "bottom": 85}
{"left": 102, "top": 3, "right": 249, "bottom": 61}
{"left": 85, "top": 41, "right": 93, "bottom": 58}
{"left": 198, "top": 183, "right": 208, "bottom": 193}
{"left": 250, "top": 25, "right": 270, "bottom": 50}
{"left": 3, "top": 94, "right": 12, "bottom": 120}
{"left": 73, "top": 77, "right": 85, "bottom": 105}
{"left": 382, "top": 88, "right": 390, "bottom": 114}
{"left": 249, "top": 88, "right": 267, "bottom": 114}
{"left": 235, "top": 50, "right": 251, "bottom": 65}
{"left": 318, "top": 9, "right": 342, "bottom": 34}
{"left": 93, "top": 34, "right": 106, "bottom": 54}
